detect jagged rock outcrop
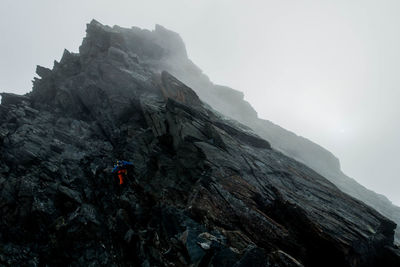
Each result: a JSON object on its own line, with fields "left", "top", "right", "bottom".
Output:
{"left": 109, "top": 20, "right": 400, "bottom": 243}
{"left": 0, "top": 20, "right": 399, "bottom": 266}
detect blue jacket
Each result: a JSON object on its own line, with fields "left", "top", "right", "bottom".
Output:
{"left": 112, "top": 161, "right": 133, "bottom": 173}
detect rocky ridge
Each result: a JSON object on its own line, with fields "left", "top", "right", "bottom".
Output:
{"left": 0, "top": 20, "right": 399, "bottom": 266}
{"left": 123, "top": 21, "right": 400, "bottom": 243}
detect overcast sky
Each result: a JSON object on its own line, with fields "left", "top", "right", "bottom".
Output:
{"left": 1, "top": 0, "right": 399, "bottom": 205}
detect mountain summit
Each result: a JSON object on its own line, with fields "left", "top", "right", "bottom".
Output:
{"left": 0, "top": 20, "right": 399, "bottom": 266}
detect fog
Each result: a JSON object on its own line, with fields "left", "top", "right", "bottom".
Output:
{"left": 1, "top": 0, "right": 399, "bottom": 205}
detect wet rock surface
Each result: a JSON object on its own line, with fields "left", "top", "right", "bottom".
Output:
{"left": 1, "top": 20, "right": 399, "bottom": 266}
{"left": 137, "top": 19, "right": 400, "bottom": 244}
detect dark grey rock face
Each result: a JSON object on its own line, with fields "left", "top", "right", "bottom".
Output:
{"left": 1, "top": 20, "right": 399, "bottom": 266}
{"left": 121, "top": 19, "right": 400, "bottom": 244}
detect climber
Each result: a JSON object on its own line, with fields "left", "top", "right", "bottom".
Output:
{"left": 112, "top": 160, "right": 133, "bottom": 185}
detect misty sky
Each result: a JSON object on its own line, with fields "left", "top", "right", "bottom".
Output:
{"left": 1, "top": 0, "right": 399, "bottom": 205}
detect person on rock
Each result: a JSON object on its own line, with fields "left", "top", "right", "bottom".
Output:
{"left": 112, "top": 160, "right": 133, "bottom": 185}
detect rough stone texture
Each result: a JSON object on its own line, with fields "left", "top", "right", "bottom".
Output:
{"left": 1, "top": 20, "right": 399, "bottom": 266}
{"left": 115, "top": 20, "right": 400, "bottom": 244}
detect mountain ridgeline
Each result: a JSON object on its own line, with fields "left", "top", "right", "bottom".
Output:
{"left": 133, "top": 21, "right": 400, "bottom": 244}
{"left": 0, "top": 20, "right": 399, "bottom": 266}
